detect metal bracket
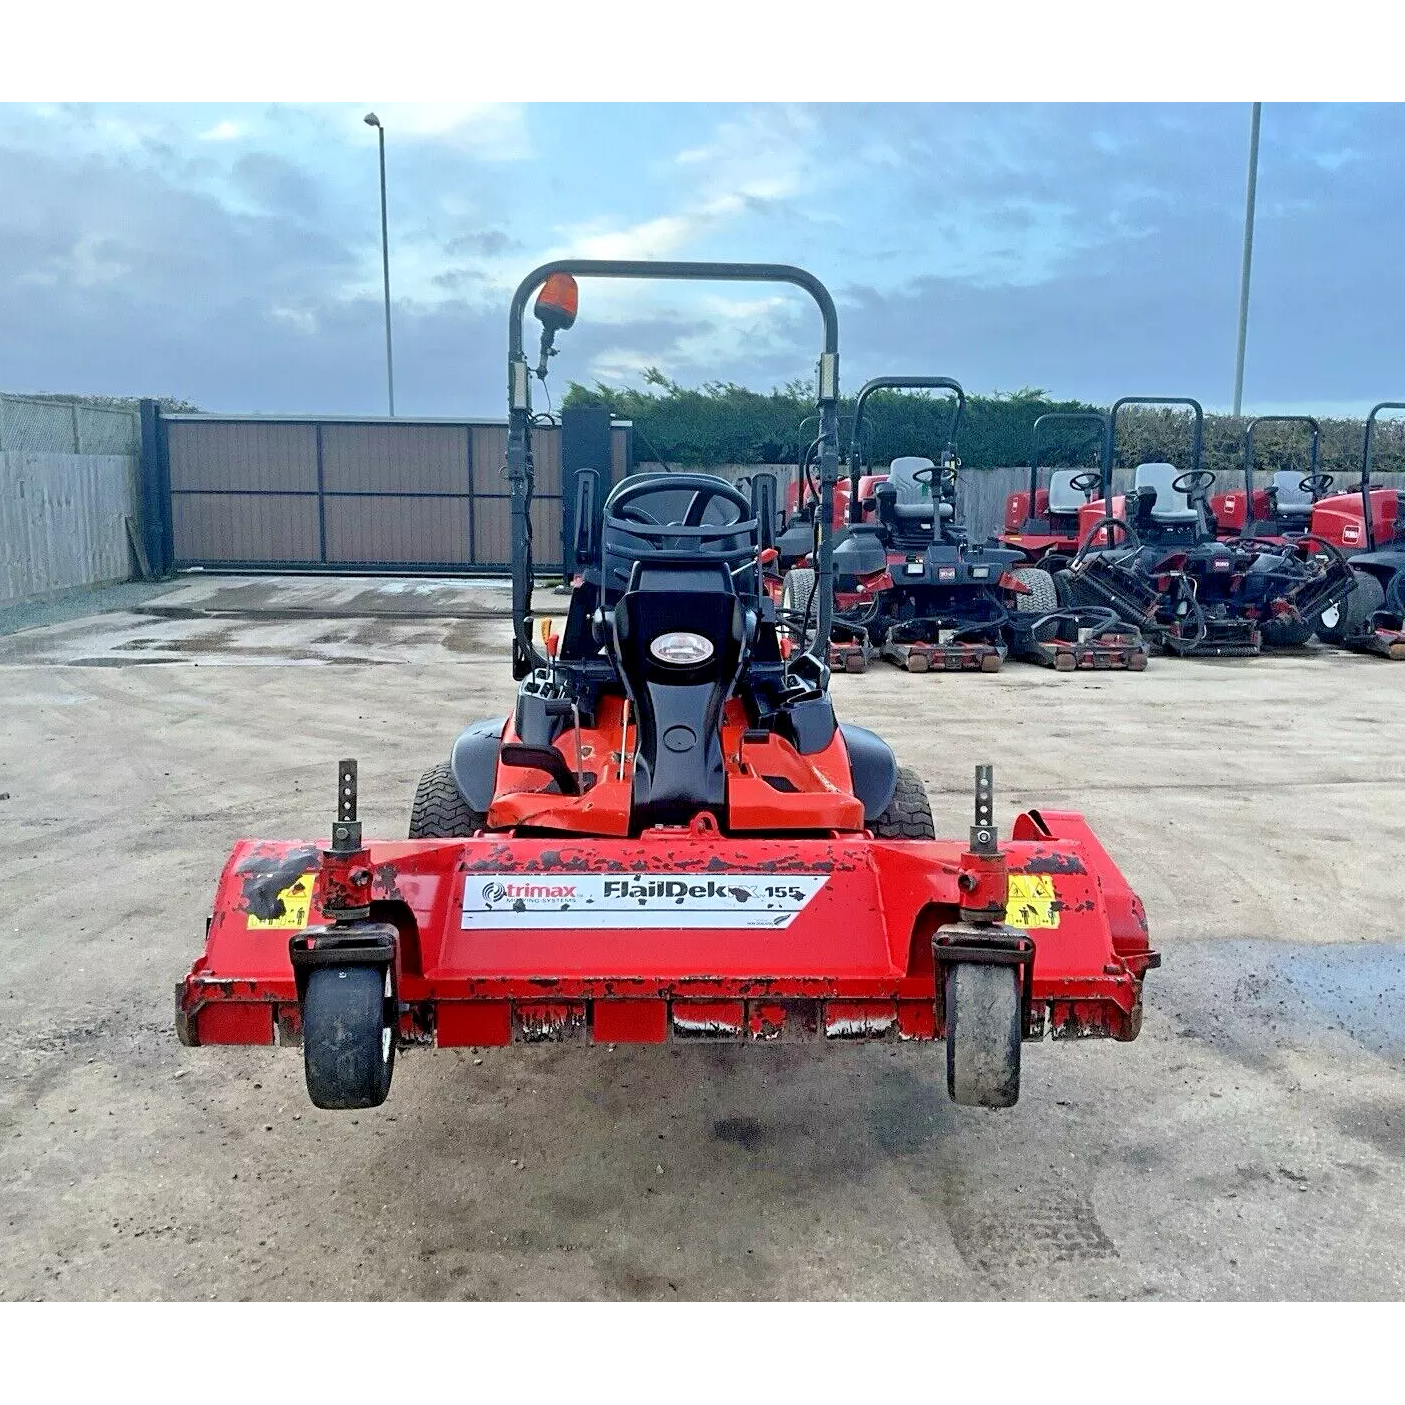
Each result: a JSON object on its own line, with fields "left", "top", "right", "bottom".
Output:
{"left": 331, "top": 758, "right": 362, "bottom": 854}
{"left": 970, "top": 762, "right": 996, "bottom": 854}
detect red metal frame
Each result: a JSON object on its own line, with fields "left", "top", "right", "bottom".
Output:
{"left": 178, "top": 806, "right": 1155, "bottom": 1050}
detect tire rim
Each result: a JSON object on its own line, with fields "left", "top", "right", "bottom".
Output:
{"left": 1320, "top": 604, "right": 1340, "bottom": 629}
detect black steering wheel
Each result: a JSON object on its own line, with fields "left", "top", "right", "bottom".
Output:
{"left": 607, "top": 474, "right": 751, "bottom": 529}
{"left": 912, "top": 465, "right": 959, "bottom": 494}
{"left": 1069, "top": 471, "right": 1101, "bottom": 496}
{"left": 1299, "top": 473, "right": 1335, "bottom": 496}
{"left": 1172, "top": 469, "right": 1216, "bottom": 496}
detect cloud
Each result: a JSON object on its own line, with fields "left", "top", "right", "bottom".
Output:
{"left": 199, "top": 120, "right": 242, "bottom": 142}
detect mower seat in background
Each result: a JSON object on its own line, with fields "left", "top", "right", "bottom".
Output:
{"left": 1271, "top": 470, "right": 1314, "bottom": 521}
{"left": 1047, "top": 470, "right": 1085, "bottom": 515}
{"left": 1134, "top": 462, "right": 1200, "bottom": 524}
{"left": 887, "top": 456, "right": 955, "bottom": 525}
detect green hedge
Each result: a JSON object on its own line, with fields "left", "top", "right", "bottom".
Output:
{"left": 563, "top": 373, "right": 1405, "bottom": 478}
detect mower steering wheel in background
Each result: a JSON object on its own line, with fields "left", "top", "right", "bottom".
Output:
{"left": 1069, "top": 471, "right": 1101, "bottom": 498}
{"left": 1172, "top": 469, "right": 1216, "bottom": 497}
{"left": 1299, "top": 473, "right": 1335, "bottom": 496}
{"left": 913, "top": 464, "right": 959, "bottom": 495}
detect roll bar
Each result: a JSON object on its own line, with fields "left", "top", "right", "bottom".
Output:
{"left": 1105, "top": 396, "right": 1204, "bottom": 502}
{"left": 1241, "top": 415, "right": 1320, "bottom": 532}
{"left": 505, "top": 261, "right": 840, "bottom": 678}
{"left": 1027, "top": 411, "right": 1109, "bottom": 508}
{"left": 845, "top": 376, "right": 965, "bottom": 525}
{"left": 1361, "top": 402, "right": 1405, "bottom": 551}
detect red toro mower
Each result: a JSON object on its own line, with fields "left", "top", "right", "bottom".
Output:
{"left": 177, "top": 261, "right": 1156, "bottom": 1112}
{"left": 1001, "top": 410, "right": 1110, "bottom": 570}
{"left": 1211, "top": 415, "right": 1331, "bottom": 545}
{"left": 1302, "top": 401, "right": 1405, "bottom": 659}
{"left": 1063, "top": 396, "right": 1355, "bottom": 657}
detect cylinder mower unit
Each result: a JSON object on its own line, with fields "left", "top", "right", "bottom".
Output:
{"left": 1061, "top": 396, "right": 1356, "bottom": 658}
{"left": 177, "top": 261, "right": 1156, "bottom": 1115}
{"left": 1299, "top": 401, "right": 1405, "bottom": 659}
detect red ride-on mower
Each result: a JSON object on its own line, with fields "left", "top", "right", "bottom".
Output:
{"left": 1001, "top": 410, "right": 1109, "bottom": 570}
{"left": 1303, "top": 401, "right": 1405, "bottom": 659}
{"left": 1211, "top": 415, "right": 1332, "bottom": 544}
{"left": 176, "top": 260, "right": 1156, "bottom": 1111}
{"left": 1063, "top": 396, "right": 1355, "bottom": 657}
{"left": 778, "top": 375, "right": 1019, "bottom": 673}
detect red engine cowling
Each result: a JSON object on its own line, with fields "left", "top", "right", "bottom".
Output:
{"left": 1311, "top": 488, "right": 1398, "bottom": 551}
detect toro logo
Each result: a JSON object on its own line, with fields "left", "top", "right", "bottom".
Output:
{"left": 481, "top": 880, "right": 577, "bottom": 903}
{"left": 1343, "top": 525, "right": 1361, "bottom": 544}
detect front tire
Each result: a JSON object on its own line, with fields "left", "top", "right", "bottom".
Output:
{"left": 1011, "top": 566, "right": 1059, "bottom": 642}
{"left": 946, "top": 962, "right": 1022, "bottom": 1108}
{"left": 409, "top": 762, "right": 486, "bottom": 838}
{"left": 871, "top": 765, "right": 935, "bottom": 839}
{"left": 302, "top": 966, "right": 395, "bottom": 1110}
{"left": 780, "top": 567, "right": 818, "bottom": 650}
{"left": 1316, "top": 569, "right": 1384, "bottom": 645}
{"left": 1260, "top": 614, "right": 1314, "bottom": 648}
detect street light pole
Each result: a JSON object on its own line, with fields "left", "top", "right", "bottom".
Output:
{"left": 1232, "top": 101, "right": 1262, "bottom": 418}
{"left": 364, "top": 112, "right": 396, "bottom": 417}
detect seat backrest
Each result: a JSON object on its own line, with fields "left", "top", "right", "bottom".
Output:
{"left": 1047, "top": 469, "right": 1084, "bottom": 515}
{"left": 1134, "top": 462, "right": 1200, "bottom": 523}
{"left": 1272, "top": 470, "right": 1313, "bottom": 515}
{"left": 884, "top": 456, "right": 954, "bottom": 522}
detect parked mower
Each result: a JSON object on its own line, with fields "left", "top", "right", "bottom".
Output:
{"left": 176, "top": 260, "right": 1156, "bottom": 1112}
{"left": 1001, "top": 410, "right": 1109, "bottom": 570}
{"left": 1063, "top": 396, "right": 1355, "bottom": 656}
{"left": 1303, "top": 401, "right": 1405, "bottom": 659}
{"left": 776, "top": 411, "right": 853, "bottom": 572}
{"left": 1211, "top": 415, "right": 1331, "bottom": 543}
{"left": 780, "top": 383, "right": 1145, "bottom": 673}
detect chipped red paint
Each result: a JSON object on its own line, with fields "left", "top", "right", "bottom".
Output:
{"left": 177, "top": 816, "right": 1156, "bottom": 1049}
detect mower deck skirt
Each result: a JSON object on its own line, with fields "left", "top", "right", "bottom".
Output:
{"left": 178, "top": 817, "right": 1152, "bottom": 1048}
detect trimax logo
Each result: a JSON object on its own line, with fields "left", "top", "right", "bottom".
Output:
{"left": 481, "top": 880, "right": 578, "bottom": 903}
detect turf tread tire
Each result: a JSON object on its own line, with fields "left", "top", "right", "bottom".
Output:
{"left": 1260, "top": 614, "right": 1315, "bottom": 648}
{"left": 780, "top": 567, "right": 818, "bottom": 650}
{"left": 409, "top": 762, "right": 486, "bottom": 839}
{"left": 871, "top": 765, "right": 936, "bottom": 840}
{"left": 1011, "top": 566, "right": 1059, "bottom": 642}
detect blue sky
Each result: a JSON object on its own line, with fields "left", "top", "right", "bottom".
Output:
{"left": 2, "top": 101, "right": 1401, "bottom": 417}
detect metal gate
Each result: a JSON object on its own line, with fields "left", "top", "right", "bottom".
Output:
{"left": 158, "top": 414, "right": 632, "bottom": 574}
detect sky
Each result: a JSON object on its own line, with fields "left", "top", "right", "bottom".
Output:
{"left": 2, "top": 101, "right": 1402, "bottom": 418}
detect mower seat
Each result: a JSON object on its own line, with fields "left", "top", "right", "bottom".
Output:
{"left": 608, "top": 559, "right": 752, "bottom": 827}
{"left": 1134, "top": 462, "right": 1200, "bottom": 524}
{"left": 1271, "top": 470, "right": 1314, "bottom": 520}
{"left": 1047, "top": 470, "right": 1085, "bottom": 515}
{"left": 887, "top": 457, "right": 955, "bottom": 524}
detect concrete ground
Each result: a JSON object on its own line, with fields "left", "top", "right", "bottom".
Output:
{"left": 2, "top": 574, "right": 1404, "bottom": 1300}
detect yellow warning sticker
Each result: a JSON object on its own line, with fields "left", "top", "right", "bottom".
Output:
{"left": 1005, "top": 873, "right": 1059, "bottom": 929}
{"left": 246, "top": 873, "right": 316, "bottom": 930}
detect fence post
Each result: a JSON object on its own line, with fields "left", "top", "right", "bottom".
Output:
{"left": 138, "top": 399, "right": 172, "bottom": 578}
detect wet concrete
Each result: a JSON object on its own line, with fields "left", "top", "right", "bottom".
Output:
{"left": 2, "top": 576, "right": 1404, "bottom": 1299}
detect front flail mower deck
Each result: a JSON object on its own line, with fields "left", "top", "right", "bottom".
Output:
{"left": 178, "top": 764, "right": 1155, "bottom": 1055}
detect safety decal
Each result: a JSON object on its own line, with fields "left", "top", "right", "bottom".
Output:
{"left": 1005, "top": 873, "right": 1060, "bottom": 929}
{"left": 461, "top": 873, "right": 829, "bottom": 930}
{"left": 246, "top": 872, "right": 316, "bottom": 930}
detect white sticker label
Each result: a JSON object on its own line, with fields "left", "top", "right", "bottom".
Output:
{"left": 461, "top": 872, "right": 829, "bottom": 929}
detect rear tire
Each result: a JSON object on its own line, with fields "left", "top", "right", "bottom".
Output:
{"left": 871, "top": 765, "right": 935, "bottom": 839}
{"left": 409, "top": 762, "right": 485, "bottom": 838}
{"left": 303, "top": 966, "right": 395, "bottom": 1110}
{"left": 946, "top": 962, "right": 1022, "bottom": 1108}
{"left": 780, "top": 567, "right": 818, "bottom": 649}
{"left": 1316, "top": 569, "right": 1384, "bottom": 645}
{"left": 1011, "top": 566, "right": 1059, "bottom": 642}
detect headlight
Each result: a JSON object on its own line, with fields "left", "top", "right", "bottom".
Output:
{"left": 649, "top": 631, "right": 715, "bottom": 665}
